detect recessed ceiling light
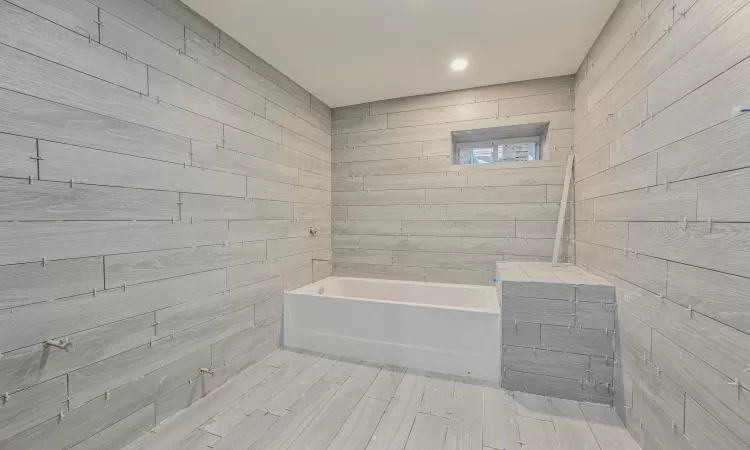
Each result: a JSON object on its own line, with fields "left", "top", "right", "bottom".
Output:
{"left": 451, "top": 58, "right": 468, "bottom": 71}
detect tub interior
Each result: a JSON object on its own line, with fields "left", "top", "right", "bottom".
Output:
{"left": 291, "top": 276, "right": 498, "bottom": 311}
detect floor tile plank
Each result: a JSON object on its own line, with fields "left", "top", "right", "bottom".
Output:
{"left": 405, "top": 413, "right": 449, "bottom": 450}
{"left": 213, "top": 410, "right": 279, "bottom": 450}
{"left": 517, "top": 416, "right": 561, "bottom": 450}
{"left": 579, "top": 404, "right": 640, "bottom": 450}
{"left": 419, "top": 373, "right": 456, "bottom": 418}
{"left": 247, "top": 379, "right": 339, "bottom": 450}
{"left": 365, "top": 365, "right": 407, "bottom": 401}
{"left": 366, "top": 369, "right": 429, "bottom": 450}
{"left": 443, "top": 379, "right": 483, "bottom": 450}
{"left": 287, "top": 363, "right": 382, "bottom": 450}
{"left": 483, "top": 384, "right": 522, "bottom": 450}
{"left": 327, "top": 397, "right": 389, "bottom": 450}
{"left": 546, "top": 398, "right": 602, "bottom": 450}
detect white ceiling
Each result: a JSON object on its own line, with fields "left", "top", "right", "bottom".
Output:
{"left": 182, "top": 0, "right": 618, "bottom": 108}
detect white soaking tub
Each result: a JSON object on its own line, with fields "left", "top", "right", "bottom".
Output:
{"left": 284, "top": 276, "right": 501, "bottom": 381}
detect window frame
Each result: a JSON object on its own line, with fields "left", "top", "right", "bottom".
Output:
{"left": 454, "top": 136, "right": 541, "bottom": 165}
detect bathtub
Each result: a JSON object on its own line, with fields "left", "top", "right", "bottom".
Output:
{"left": 283, "top": 276, "right": 501, "bottom": 382}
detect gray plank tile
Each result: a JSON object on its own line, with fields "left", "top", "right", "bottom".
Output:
{"left": 286, "top": 363, "right": 381, "bottom": 450}
{"left": 226, "top": 253, "right": 311, "bottom": 290}
{"left": 514, "top": 392, "right": 552, "bottom": 421}
{"left": 282, "top": 128, "right": 331, "bottom": 162}
{"left": 546, "top": 398, "right": 602, "bottom": 450}
{"left": 0, "top": 219, "right": 228, "bottom": 266}
{"left": 71, "top": 404, "right": 154, "bottom": 450}
{"left": 575, "top": 220, "right": 628, "bottom": 249}
{"left": 650, "top": 330, "right": 750, "bottom": 445}
{"left": 503, "top": 297, "right": 575, "bottom": 327}
{"left": 0, "top": 312, "right": 154, "bottom": 393}
{"left": 154, "top": 378, "right": 202, "bottom": 424}
{"left": 88, "top": 0, "right": 182, "bottom": 49}
{"left": 370, "top": 89, "right": 477, "bottom": 115}
{"left": 404, "top": 413, "right": 449, "bottom": 450}
{"left": 128, "top": 362, "right": 279, "bottom": 449}
{"left": 327, "top": 396, "right": 388, "bottom": 450}
{"left": 497, "top": 91, "right": 574, "bottom": 117}
{"left": 218, "top": 32, "right": 280, "bottom": 85}
{"left": 629, "top": 221, "right": 750, "bottom": 279}
{"left": 246, "top": 379, "right": 339, "bottom": 450}
{"left": 593, "top": 179, "right": 697, "bottom": 222}
{"left": 0, "top": 40, "right": 218, "bottom": 145}
{"left": 577, "top": 152, "right": 656, "bottom": 201}
{"left": 620, "top": 340, "right": 684, "bottom": 430}
{"left": 267, "top": 102, "right": 331, "bottom": 147}
{"left": 615, "top": 54, "right": 750, "bottom": 167}
{"left": 631, "top": 384, "right": 694, "bottom": 450}
{"left": 0, "top": 178, "right": 178, "bottom": 221}
{"left": 0, "top": 132, "right": 36, "bottom": 179}
{"left": 246, "top": 177, "right": 325, "bottom": 204}
{"left": 483, "top": 384, "right": 521, "bottom": 450}
{"left": 143, "top": 0, "right": 219, "bottom": 44}
{"left": 476, "top": 76, "right": 574, "bottom": 102}
{"left": 576, "top": 240, "right": 667, "bottom": 296}
{"left": 148, "top": 67, "right": 265, "bottom": 128}
{"left": 213, "top": 410, "right": 278, "bottom": 450}
{"left": 364, "top": 369, "right": 428, "bottom": 450}
{"left": 333, "top": 115, "right": 387, "bottom": 134}
{"left": 182, "top": 193, "right": 293, "bottom": 221}
{"left": 321, "top": 357, "right": 363, "bottom": 384}
{"left": 387, "top": 101, "right": 498, "bottom": 129}
{"left": 332, "top": 262, "right": 426, "bottom": 282}
{"left": 502, "top": 370, "right": 611, "bottom": 404}
{"left": 667, "top": 261, "right": 750, "bottom": 335}
{"left": 311, "top": 95, "right": 331, "bottom": 121}
{"left": 0, "top": 375, "right": 68, "bottom": 442}
{"left": 0, "top": 269, "right": 224, "bottom": 352}
{"left": 503, "top": 346, "right": 590, "bottom": 382}
{"left": 447, "top": 203, "right": 559, "bottom": 221}
{"left": 0, "top": 256, "right": 103, "bottom": 311}
{"left": 2, "top": 348, "right": 209, "bottom": 450}
{"left": 267, "top": 235, "right": 330, "bottom": 259}
{"left": 575, "top": 301, "right": 615, "bottom": 330}
{"left": 541, "top": 325, "right": 614, "bottom": 357}
{"left": 333, "top": 141, "right": 422, "bottom": 163}
{"left": 657, "top": 113, "right": 750, "bottom": 184}
{"left": 365, "top": 366, "right": 407, "bottom": 401}
{"left": 467, "top": 166, "right": 566, "bottom": 188}
{"left": 9, "top": 0, "right": 99, "bottom": 39}
{"left": 0, "top": 0, "right": 145, "bottom": 92}
{"left": 156, "top": 278, "right": 282, "bottom": 337}
{"left": 66, "top": 305, "right": 263, "bottom": 409}
{"left": 99, "top": 9, "right": 262, "bottom": 120}
{"left": 255, "top": 295, "right": 283, "bottom": 325}
{"left": 425, "top": 267, "right": 494, "bottom": 286}
{"left": 106, "top": 242, "right": 265, "bottom": 287}
{"left": 262, "top": 355, "right": 338, "bottom": 415}
{"left": 0, "top": 90, "right": 189, "bottom": 164}
{"left": 503, "top": 320, "right": 541, "bottom": 348}
{"left": 401, "top": 220, "right": 515, "bottom": 238}
{"left": 40, "top": 141, "right": 244, "bottom": 198}
{"left": 443, "top": 380, "right": 482, "bottom": 450}
{"left": 170, "top": 429, "right": 221, "bottom": 450}
{"left": 647, "top": 3, "right": 750, "bottom": 116}
{"left": 684, "top": 395, "right": 749, "bottom": 450}
{"left": 517, "top": 416, "right": 560, "bottom": 450}
{"left": 697, "top": 166, "right": 750, "bottom": 222}
{"left": 419, "top": 374, "right": 456, "bottom": 418}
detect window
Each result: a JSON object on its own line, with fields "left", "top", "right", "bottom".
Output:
{"left": 453, "top": 123, "right": 548, "bottom": 165}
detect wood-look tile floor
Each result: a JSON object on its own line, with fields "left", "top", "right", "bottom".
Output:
{"left": 128, "top": 348, "right": 640, "bottom": 450}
